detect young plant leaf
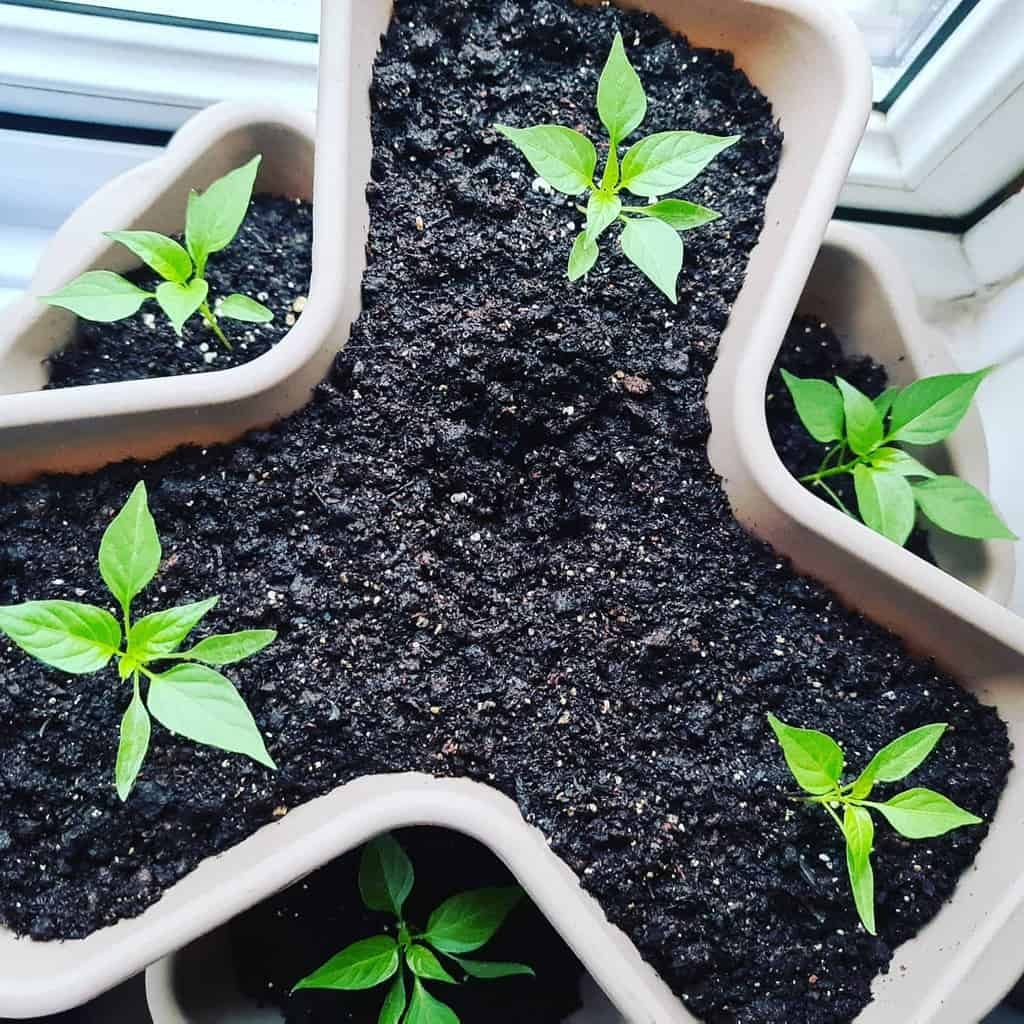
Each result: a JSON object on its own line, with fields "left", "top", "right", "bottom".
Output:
{"left": 99, "top": 482, "right": 162, "bottom": 616}
{"left": 404, "top": 978, "right": 460, "bottom": 1024}
{"left": 850, "top": 723, "right": 947, "bottom": 800}
{"left": 185, "top": 155, "right": 261, "bottom": 274}
{"left": 115, "top": 679, "right": 151, "bottom": 801}
{"left": 293, "top": 935, "right": 399, "bottom": 992}
{"left": 379, "top": 975, "right": 407, "bottom": 1024}
{"left": 40, "top": 271, "right": 152, "bottom": 322}
{"left": 359, "top": 833, "right": 415, "bottom": 918}
{"left": 912, "top": 476, "right": 1017, "bottom": 540}
{"left": 147, "top": 663, "right": 276, "bottom": 769}
{"left": 843, "top": 804, "right": 876, "bottom": 935}
{"left": 423, "top": 887, "right": 523, "bottom": 954}
{"left": 493, "top": 125, "right": 596, "bottom": 194}
{"left": 584, "top": 190, "right": 622, "bottom": 244}
{"left": 452, "top": 957, "right": 536, "bottom": 980}
{"left": 176, "top": 630, "right": 277, "bottom": 666}
{"left": 127, "top": 597, "right": 219, "bottom": 662}
{"left": 868, "top": 788, "right": 982, "bottom": 839}
{"left": 104, "top": 230, "right": 193, "bottom": 284}
{"left": 766, "top": 713, "right": 844, "bottom": 795}
{"left": 567, "top": 232, "right": 599, "bottom": 281}
{"left": 874, "top": 386, "right": 901, "bottom": 418}
{"left": 888, "top": 368, "right": 991, "bottom": 446}
{"left": 156, "top": 279, "right": 209, "bottom": 336}
{"left": 853, "top": 464, "right": 916, "bottom": 547}
{"left": 407, "top": 945, "right": 457, "bottom": 985}
{"left": 219, "top": 293, "right": 274, "bottom": 324}
{"left": 779, "top": 370, "right": 844, "bottom": 444}
{"left": 0, "top": 601, "right": 120, "bottom": 674}
{"left": 621, "top": 216, "right": 683, "bottom": 304}
{"left": 868, "top": 447, "right": 935, "bottom": 479}
{"left": 634, "top": 199, "right": 720, "bottom": 232}
{"left": 836, "top": 378, "right": 883, "bottom": 455}
{"left": 620, "top": 131, "right": 740, "bottom": 197}
{"left": 597, "top": 32, "right": 647, "bottom": 143}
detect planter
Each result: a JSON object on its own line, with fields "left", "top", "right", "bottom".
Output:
{"left": 0, "top": 99, "right": 354, "bottom": 484}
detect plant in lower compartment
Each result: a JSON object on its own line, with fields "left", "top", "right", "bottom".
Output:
{"left": 40, "top": 155, "right": 273, "bottom": 349}
{"left": 0, "top": 481, "right": 277, "bottom": 801}
{"left": 494, "top": 32, "right": 739, "bottom": 304}
{"left": 781, "top": 366, "right": 1017, "bottom": 545}
{"left": 293, "top": 833, "right": 535, "bottom": 1023}
{"left": 768, "top": 714, "right": 981, "bottom": 934}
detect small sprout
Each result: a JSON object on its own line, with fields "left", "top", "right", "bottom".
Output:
{"left": 494, "top": 32, "right": 738, "bottom": 304}
{"left": 782, "top": 366, "right": 1016, "bottom": 545}
{"left": 0, "top": 482, "right": 277, "bottom": 801}
{"left": 292, "top": 834, "right": 535, "bottom": 1022}
{"left": 40, "top": 156, "right": 274, "bottom": 350}
{"left": 768, "top": 714, "right": 982, "bottom": 934}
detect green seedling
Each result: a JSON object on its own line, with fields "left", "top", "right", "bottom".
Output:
{"left": 768, "top": 714, "right": 982, "bottom": 934}
{"left": 782, "top": 366, "right": 1016, "bottom": 546}
{"left": 495, "top": 32, "right": 739, "bottom": 304}
{"left": 293, "top": 833, "right": 535, "bottom": 1023}
{"left": 0, "top": 482, "right": 277, "bottom": 801}
{"left": 40, "top": 155, "right": 273, "bottom": 349}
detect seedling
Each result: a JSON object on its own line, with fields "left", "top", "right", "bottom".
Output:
{"left": 495, "top": 33, "right": 739, "bottom": 304}
{"left": 0, "top": 482, "right": 276, "bottom": 801}
{"left": 782, "top": 366, "right": 1016, "bottom": 546}
{"left": 40, "top": 155, "right": 273, "bottom": 349}
{"left": 768, "top": 714, "right": 981, "bottom": 934}
{"left": 293, "top": 833, "right": 535, "bottom": 1023}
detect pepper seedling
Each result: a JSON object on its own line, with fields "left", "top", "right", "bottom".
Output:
{"left": 495, "top": 32, "right": 739, "bottom": 304}
{"left": 782, "top": 366, "right": 1016, "bottom": 546}
{"left": 768, "top": 714, "right": 982, "bottom": 934}
{"left": 40, "top": 155, "right": 273, "bottom": 349}
{"left": 293, "top": 833, "right": 535, "bottom": 1023}
{"left": 0, "top": 482, "right": 277, "bottom": 801}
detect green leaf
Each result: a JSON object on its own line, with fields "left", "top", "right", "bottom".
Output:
{"left": 567, "top": 232, "right": 599, "bottom": 282}
{"left": 620, "top": 216, "right": 683, "bottom": 304}
{"left": 779, "top": 370, "right": 844, "bottom": 444}
{"left": 40, "top": 270, "right": 152, "bottom": 323}
{"left": 156, "top": 279, "right": 209, "bottom": 336}
{"left": 127, "top": 597, "right": 219, "bottom": 662}
{"left": 423, "top": 887, "right": 523, "bottom": 954}
{"left": 177, "top": 629, "right": 277, "bottom": 666}
{"left": 867, "top": 788, "right": 982, "bottom": 839}
{"left": 868, "top": 447, "right": 935, "bottom": 479}
{"left": 836, "top": 377, "right": 883, "bottom": 455}
{"left": 407, "top": 946, "right": 457, "bottom": 985}
{"left": 104, "top": 230, "right": 193, "bottom": 284}
{"left": 597, "top": 31, "right": 647, "bottom": 143}
{"left": 404, "top": 978, "right": 460, "bottom": 1024}
{"left": 99, "top": 482, "right": 162, "bottom": 616}
{"left": 634, "top": 199, "right": 720, "bottom": 232}
{"left": 293, "top": 936, "right": 399, "bottom": 992}
{"left": 766, "top": 713, "right": 844, "bottom": 796}
{"left": 843, "top": 804, "right": 876, "bottom": 935}
{"left": 584, "top": 190, "right": 622, "bottom": 244}
{"left": 493, "top": 125, "right": 596, "bottom": 195}
{"left": 452, "top": 957, "right": 536, "bottom": 980}
{"left": 850, "top": 723, "right": 947, "bottom": 800}
{"left": 853, "top": 464, "right": 916, "bottom": 547}
{"left": 220, "top": 293, "right": 274, "bottom": 324}
{"left": 185, "top": 155, "right": 261, "bottom": 274}
{"left": 359, "top": 833, "right": 415, "bottom": 917}
{"left": 115, "top": 679, "right": 151, "bottom": 801}
{"left": 379, "top": 975, "right": 407, "bottom": 1024}
{"left": 0, "top": 600, "right": 121, "bottom": 675}
{"left": 874, "top": 386, "right": 901, "bottom": 418}
{"left": 913, "top": 476, "right": 1017, "bottom": 540}
{"left": 888, "top": 368, "right": 991, "bottom": 446}
{"left": 620, "top": 131, "right": 740, "bottom": 198}
{"left": 147, "top": 663, "right": 276, "bottom": 769}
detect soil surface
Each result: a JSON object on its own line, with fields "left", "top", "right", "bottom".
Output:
{"left": 0, "top": 3, "right": 1010, "bottom": 1024}
{"left": 44, "top": 195, "right": 312, "bottom": 389}
{"left": 232, "top": 828, "right": 586, "bottom": 1023}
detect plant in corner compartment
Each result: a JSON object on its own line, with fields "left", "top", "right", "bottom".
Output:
{"left": 781, "top": 365, "right": 1017, "bottom": 546}
{"left": 768, "top": 714, "right": 982, "bottom": 934}
{"left": 40, "top": 155, "right": 274, "bottom": 349}
{"left": 0, "top": 482, "right": 277, "bottom": 801}
{"left": 494, "top": 32, "right": 739, "bottom": 304}
{"left": 292, "top": 833, "right": 535, "bottom": 1023}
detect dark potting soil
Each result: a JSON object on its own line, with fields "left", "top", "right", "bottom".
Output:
{"left": 43, "top": 195, "right": 313, "bottom": 390}
{"left": 0, "top": 3, "right": 1010, "bottom": 1024}
{"left": 766, "top": 315, "right": 934, "bottom": 563}
{"left": 231, "top": 828, "right": 586, "bottom": 1024}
